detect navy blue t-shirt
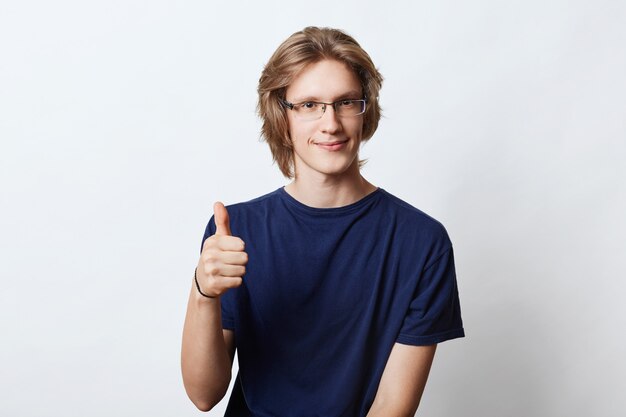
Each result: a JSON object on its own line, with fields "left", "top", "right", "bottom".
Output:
{"left": 201, "top": 187, "right": 464, "bottom": 416}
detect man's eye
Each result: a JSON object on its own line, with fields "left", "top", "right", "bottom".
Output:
{"left": 301, "top": 102, "right": 318, "bottom": 109}
{"left": 339, "top": 100, "right": 355, "bottom": 107}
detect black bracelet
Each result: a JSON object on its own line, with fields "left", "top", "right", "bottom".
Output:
{"left": 194, "top": 267, "right": 216, "bottom": 298}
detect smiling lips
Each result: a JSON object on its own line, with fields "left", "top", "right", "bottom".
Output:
{"left": 314, "top": 139, "right": 349, "bottom": 151}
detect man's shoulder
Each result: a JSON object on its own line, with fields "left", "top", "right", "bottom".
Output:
{"left": 225, "top": 188, "right": 282, "bottom": 212}
{"left": 379, "top": 189, "right": 447, "bottom": 229}
{"left": 377, "top": 189, "right": 452, "bottom": 252}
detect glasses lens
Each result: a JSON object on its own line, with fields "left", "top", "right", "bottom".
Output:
{"left": 335, "top": 100, "right": 366, "bottom": 117}
{"left": 293, "top": 102, "right": 324, "bottom": 120}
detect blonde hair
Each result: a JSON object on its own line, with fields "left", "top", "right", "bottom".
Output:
{"left": 257, "top": 26, "right": 383, "bottom": 178}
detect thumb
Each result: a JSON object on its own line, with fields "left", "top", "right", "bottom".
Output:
{"left": 214, "top": 201, "right": 232, "bottom": 236}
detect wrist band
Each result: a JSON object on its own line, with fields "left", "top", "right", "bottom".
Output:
{"left": 194, "top": 267, "right": 216, "bottom": 298}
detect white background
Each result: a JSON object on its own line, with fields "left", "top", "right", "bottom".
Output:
{"left": 1, "top": 1, "right": 625, "bottom": 416}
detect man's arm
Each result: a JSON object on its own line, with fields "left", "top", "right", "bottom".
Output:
{"left": 181, "top": 202, "right": 245, "bottom": 411}
{"left": 366, "top": 343, "right": 437, "bottom": 417}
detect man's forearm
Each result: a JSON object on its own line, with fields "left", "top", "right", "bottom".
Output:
{"left": 181, "top": 281, "right": 233, "bottom": 411}
{"left": 366, "top": 343, "right": 436, "bottom": 417}
{"left": 366, "top": 398, "right": 421, "bottom": 417}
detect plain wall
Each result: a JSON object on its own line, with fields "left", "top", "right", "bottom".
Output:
{"left": 1, "top": 1, "right": 624, "bottom": 416}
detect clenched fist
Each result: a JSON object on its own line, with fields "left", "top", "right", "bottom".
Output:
{"left": 195, "top": 202, "right": 248, "bottom": 298}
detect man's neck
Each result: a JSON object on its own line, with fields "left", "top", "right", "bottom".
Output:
{"left": 284, "top": 166, "right": 377, "bottom": 209}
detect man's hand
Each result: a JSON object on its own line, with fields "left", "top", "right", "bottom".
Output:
{"left": 196, "top": 202, "right": 248, "bottom": 298}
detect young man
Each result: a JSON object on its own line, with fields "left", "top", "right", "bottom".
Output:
{"left": 182, "top": 27, "right": 464, "bottom": 416}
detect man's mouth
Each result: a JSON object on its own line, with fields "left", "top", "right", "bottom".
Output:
{"left": 314, "top": 139, "right": 349, "bottom": 151}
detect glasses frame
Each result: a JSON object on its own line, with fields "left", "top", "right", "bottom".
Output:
{"left": 280, "top": 97, "right": 368, "bottom": 120}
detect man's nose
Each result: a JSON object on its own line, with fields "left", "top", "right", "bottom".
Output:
{"left": 319, "top": 104, "right": 342, "bottom": 133}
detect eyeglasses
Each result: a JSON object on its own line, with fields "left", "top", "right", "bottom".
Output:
{"left": 280, "top": 98, "right": 367, "bottom": 121}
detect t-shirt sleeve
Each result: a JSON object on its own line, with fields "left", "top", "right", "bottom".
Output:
{"left": 396, "top": 246, "right": 465, "bottom": 345}
{"left": 200, "top": 215, "right": 236, "bottom": 331}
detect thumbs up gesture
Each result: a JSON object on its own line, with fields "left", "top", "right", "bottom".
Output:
{"left": 196, "top": 202, "right": 248, "bottom": 298}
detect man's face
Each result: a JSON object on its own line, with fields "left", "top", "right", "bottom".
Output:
{"left": 285, "top": 59, "right": 364, "bottom": 180}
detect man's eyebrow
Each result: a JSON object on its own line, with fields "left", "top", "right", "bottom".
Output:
{"left": 291, "top": 90, "right": 363, "bottom": 103}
